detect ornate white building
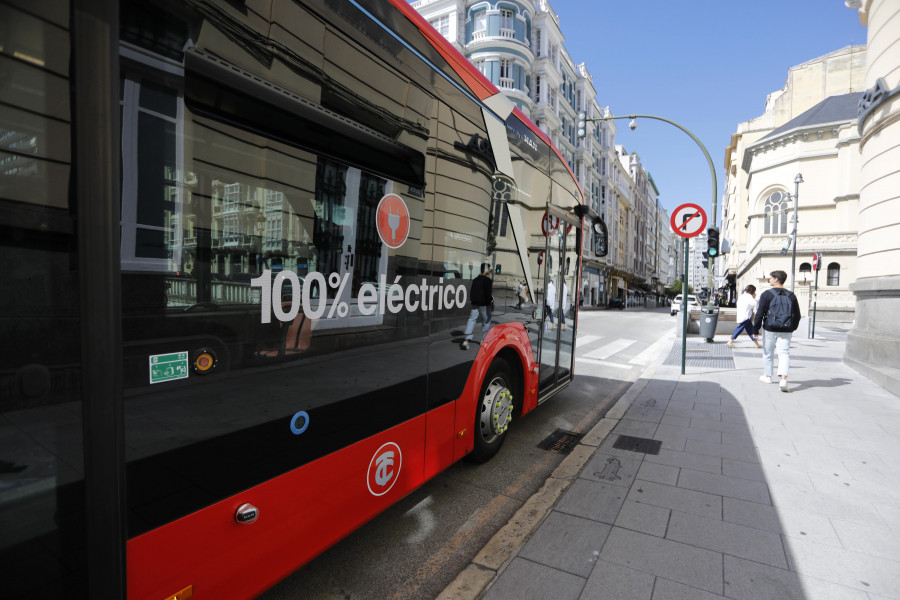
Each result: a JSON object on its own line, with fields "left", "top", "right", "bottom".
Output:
{"left": 411, "top": 0, "right": 674, "bottom": 307}
{"left": 722, "top": 46, "right": 866, "bottom": 323}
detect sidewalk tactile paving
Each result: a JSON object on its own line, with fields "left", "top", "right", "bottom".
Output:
{"left": 662, "top": 340, "right": 735, "bottom": 368}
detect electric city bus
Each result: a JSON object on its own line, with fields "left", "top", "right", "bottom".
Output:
{"left": 0, "top": 0, "right": 606, "bottom": 597}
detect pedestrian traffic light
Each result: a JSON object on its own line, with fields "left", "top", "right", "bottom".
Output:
{"left": 707, "top": 227, "right": 720, "bottom": 257}
{"left": 577, "top": 111, "right": 587, "bottom": 138}
{"left": 495, "top": 264, "right": 502, "bottom": 275}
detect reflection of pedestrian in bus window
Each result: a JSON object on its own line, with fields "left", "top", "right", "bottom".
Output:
{"left": 544, "top": 278, "right": 556, "bottom": 330}
{"left": 559, "top": 282, "right": 569, "bottom": 330}
{"left": 461, "top": 263, "right": 492, "bottom": 350}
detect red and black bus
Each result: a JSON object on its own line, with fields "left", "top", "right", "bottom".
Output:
{"left": 0, "top": 0, "right": 603, "bottom": 597}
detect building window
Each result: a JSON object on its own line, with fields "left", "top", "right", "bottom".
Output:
{"left": 763, "top": 190, "right": 790, "bottom": 235}
{"left": 799, "top": 262, "right": 811, "bottom": 282}
{"left": 534, "top": 29, "right": 542, "bottom": 56}
{"left": 500, "top": 9, "right": 513, "bottom": 31}
{"left": 534, "top": 75, "right": 541, "bottom": 103}
{"left": 472, "top": 59, "right": 486, "bottom": 77}
{"left": 827, "top": 263, "right": 840, "bottom": 286}
{"left": 473, "top": 11, "right": 486, "bottom": 32}
{"left": 430, "top": 15, "right": 450, "bottom": 37}
{"left": 498, "top": 58, "right": 514, "bottom": 89}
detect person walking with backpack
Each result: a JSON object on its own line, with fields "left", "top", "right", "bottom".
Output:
{"left": 753, "top": 270, "right": 802, "bottom": 392}
{"left": 461, "top": 263, "right": 493, "bottom": 350}
{"left": 727, "top": 285, "right": 760, "bottom": 348}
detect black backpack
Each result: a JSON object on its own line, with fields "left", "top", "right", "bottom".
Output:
{"left": 764, "top": 289, "right": 794, "bottom": 331}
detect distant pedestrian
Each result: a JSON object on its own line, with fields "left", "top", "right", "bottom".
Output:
{"left": 727, "top": 285, "right": 760, "bottom": 348}
{"left": 516, "top": 281, "right": 527, "bottom": 309}
{"left": 753, "top": 270, "right": 802, "bottom": 392}
{"left": 461, "top": 263, "right": 492, "bottom": 350}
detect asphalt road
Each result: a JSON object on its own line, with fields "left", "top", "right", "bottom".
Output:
{"left": 258, "top": 306, "right": 675, "bottom": 600}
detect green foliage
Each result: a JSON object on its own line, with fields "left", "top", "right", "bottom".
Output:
{"left": 666, "top": 279, "right": 694, "bottom": 296}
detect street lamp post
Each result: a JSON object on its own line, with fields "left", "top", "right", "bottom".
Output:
{"left": 785, "top": 173, "right": 804, "bottom": 294}
{"left": 578, "top": 113, "right": 719, "bottom": 300}
{"left": 579, "top": 112, "right": 717, "bottom": 374}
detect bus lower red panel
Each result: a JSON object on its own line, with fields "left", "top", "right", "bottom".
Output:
{"left": 127, "top": 415, "right": 432, "bottom": 600}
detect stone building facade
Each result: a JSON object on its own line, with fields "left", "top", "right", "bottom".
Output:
{"left": 844, "top": 0, "right": 900, "bottom": 395}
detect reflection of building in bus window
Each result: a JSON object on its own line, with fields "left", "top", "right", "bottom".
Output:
{"left": 313, "top": 159, "right": 386, "bottom": 297}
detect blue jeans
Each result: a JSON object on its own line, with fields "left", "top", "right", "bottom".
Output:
{"left": 761, "top": 329, "right": 792, "bottom": 377}
{"left": 730, "top": 319, "right": 756, "bottom": 340}
{"left": 464, "top": 306, "right": 491, "bottom": 341}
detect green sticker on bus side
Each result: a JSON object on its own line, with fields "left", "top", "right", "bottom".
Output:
{"left": 149, "top": 352, "right": 189, "bottom": 384}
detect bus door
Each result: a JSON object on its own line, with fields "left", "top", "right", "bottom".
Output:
{"left": 537, "top": 205, "right": 580, "bottom": 401}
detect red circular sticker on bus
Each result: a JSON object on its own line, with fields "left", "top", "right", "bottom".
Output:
{"left": 367, "top": 442, "right": 402, "bottom": 496}
{"left": 376, "top": 194, "right": 410, "bottom": 249}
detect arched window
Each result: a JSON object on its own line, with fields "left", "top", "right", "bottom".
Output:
{"left": 799, "top": 262, "right": 811, "bottom": 283}
{"left": 763, "top": 191, "right": 790, "bottom": 235}
{"left": 827, "top": 262, "right": 840, "bottom": 286}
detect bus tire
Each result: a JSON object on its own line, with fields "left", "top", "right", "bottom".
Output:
{"left": 469, "top": 358, "right": 516, "bottom": 463}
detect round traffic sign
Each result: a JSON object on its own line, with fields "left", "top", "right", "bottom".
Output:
{"left": 541, "top": 211, "right": 560, "bottom": 236}
{"left": 812, "top": 253, "right": 820, "bottom": 271}
{"left": 670, "top": 203, "right": 707, "bottom": 238}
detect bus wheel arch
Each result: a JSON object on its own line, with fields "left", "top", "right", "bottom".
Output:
{"left": 468, "top": 354, "right": 520, "bottom": 463}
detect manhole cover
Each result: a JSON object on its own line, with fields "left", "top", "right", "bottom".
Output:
{"left": 537, "top": 429, "right": 584, "bottom": 454}
{"left": 612, "top": 435, "right": 662, "bottom": 455}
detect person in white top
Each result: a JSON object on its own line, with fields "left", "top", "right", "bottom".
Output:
{"left": 558, "top": 282, "right": 569, "bottom": 330}
{"left": 727, "top": 285, "right": 760, "bottom": 348}
{"left": 544, "top": 279, "right": 556, "bottom": 329}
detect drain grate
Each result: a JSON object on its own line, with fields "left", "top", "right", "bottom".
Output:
{"left": 612, "top": 435, "right": 662, "bottom": 455}
{"left": 537, "top": 429, "right": 584, "bottom": 454}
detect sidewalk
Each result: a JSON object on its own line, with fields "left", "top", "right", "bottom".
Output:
{"left": 439, "top": 322, "right": 900, "bottom": 600}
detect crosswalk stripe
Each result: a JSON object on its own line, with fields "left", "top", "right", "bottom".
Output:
{"left": 629, "top": 333, "right": 674, "bottom": 365}
{"left": 584, "top": 339, "right": 636, "bottom": 360}
{"left": 576, "top": 358, "right": 633, "bottom": 370}
{"left": 576, "top": 335, "right": 602, "bottom": 347}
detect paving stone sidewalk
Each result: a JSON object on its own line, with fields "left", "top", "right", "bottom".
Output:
{"left": 440, "top": 323, "right": 900, "bottom": 600}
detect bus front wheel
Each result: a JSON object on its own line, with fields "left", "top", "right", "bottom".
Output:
{"left": 470, "top": 358, "right": 516, "bottom": 463}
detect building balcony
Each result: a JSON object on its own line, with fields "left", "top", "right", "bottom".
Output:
{"left": 466, "top": 33, "right": 534, "bottom": 62}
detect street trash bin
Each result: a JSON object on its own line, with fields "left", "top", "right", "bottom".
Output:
{"left": 699, "top": 306, "right": 719, "bottom": 340}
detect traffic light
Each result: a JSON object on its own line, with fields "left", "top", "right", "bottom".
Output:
{"left": 494, "top": 264, "right": 502, "bottom": 275}
{"left": 707, "top": 227, "right": 720, "bottom": 257}
{"left": 577, "top": 111, "right": 587, "bottom": 138}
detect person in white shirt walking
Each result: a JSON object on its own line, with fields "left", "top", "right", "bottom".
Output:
{"left": 727, "top": 285, "right": 760, "bottom": 348}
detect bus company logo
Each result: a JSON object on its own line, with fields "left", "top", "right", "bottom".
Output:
{"left": 376, "top": 194, "right": 410, "bottom": 249}
{"left": 367, "top": 442, "right": 402, "bottom": 496}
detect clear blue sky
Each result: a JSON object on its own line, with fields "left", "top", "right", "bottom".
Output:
{"left": 546, "top": 0, "right": 866, "bottom": 221}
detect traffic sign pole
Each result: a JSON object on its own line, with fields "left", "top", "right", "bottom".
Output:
{"left": 681, "top": 236, "right": 689, "bottom": 374}
{"left": 810, "top": 252, "right": 821, "bottom": 339}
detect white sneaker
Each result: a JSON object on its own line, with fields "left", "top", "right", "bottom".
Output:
{"left": 779, "top": 379, "right": 789, "bottom": 392}
{"left": 759, "top": 375, "right": 772, "bottom": 384}
{"left": 460, "top": 340, "right": 469, "bottom": 350}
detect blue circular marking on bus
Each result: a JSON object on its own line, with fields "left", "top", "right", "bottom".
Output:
{"left": 290, "top": 411, "right": 310, "bottom": 435}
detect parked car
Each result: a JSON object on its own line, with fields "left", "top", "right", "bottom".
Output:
{"left": 670, "top": 294, "right": 699, "bottom": 316}
{"left": 608, "top": 298, "right": 624, "bottom": 310}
